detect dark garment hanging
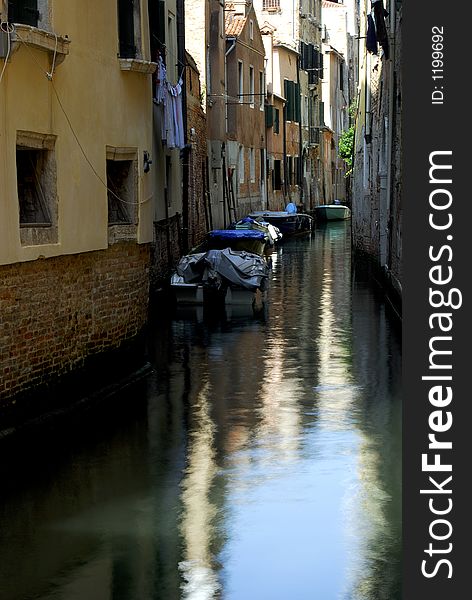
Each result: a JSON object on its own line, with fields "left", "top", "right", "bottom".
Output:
{"left": 372, "top": 0, "right": 390, "bottom": 59}
{"left": 366, "top": 14, "right": 378, "bottom": 55}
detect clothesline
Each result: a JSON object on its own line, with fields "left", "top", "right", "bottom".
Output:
{"left": 151, "top": 33, "right": 187, "bottom": 71}
{"left": 154, "top": 55, "right": 185, "bottom": 149}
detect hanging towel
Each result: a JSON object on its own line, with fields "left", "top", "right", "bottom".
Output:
{"left": 173, "top": 78, "right": 185, "bottom": 149}
{"left": 164, "top": 78, "right": 185, "bottom": 149}
{"left": 372, "top": 0, "right": 389, "bottom": 59}
{"left": 164, "top": 86, "right": 175, "bottom": 148}
{"left": 366, "top": 14, "right": 378, "bottom": 55}
{"left": 155, "top": 56, "right": 167, "bottom": 104}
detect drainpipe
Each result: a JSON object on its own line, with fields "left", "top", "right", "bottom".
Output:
{"left": 265, "top": 112, "right": 269, "bottom": 210}
{"left": 296, "top": 54, "right": 303, "bottom": 208}
{"left": 177, "top": 0, "right": 189, "bottom": 254}
{"left": 385, "top": 0, "right": 396, "bottom": 271}
{"left": 225, "top": 36, "right": 237, "bottom": 136}
{"left": 282, "top": 98, "right": 288, "bottom": 203}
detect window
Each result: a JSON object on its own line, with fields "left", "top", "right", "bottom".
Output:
{"left": 16, "top": 130, "right": 58, "bottom": 245}
{"left": 238, "top": 146, "right": 245, "bottom": 183}
{"left": 8, "top": 1, "right": 39, "bottom": 27}
{"left": 249, "top": 148, "right": 255, "bottom": 183}
{"left": 284, "top": 80, "right": 300, "bottom": 122}
{"left": 263, "top": 0, "right": 280, "bottom": 11}
{"left": 301, "top": 45, "right": 322, "bottom": 85}
{"left": 238, "top": 60, "right": 243, "bottom": 103}
{"left": 249, "top": 65, "right": 254, "bottom": 107}
{"left": 107, "top": 158, "right": 136, "bottom": 224}
{"left": 259, "top": 71, "right": 264, "bottom": 110}
{"left": 249, "top": 19, "right": 254, "bottom": 40}
{"left": 339, "top": 62, "right": 344, "bottom": 91}
{"left": 273, "top": 159, "right": 282, "bottom": 190}
{"left": 319, "top": 100, "right": 325, "bottom": 127}
{"left": 148, "top": 0, "right": 166, "bottom": 62}
{"left": 117, "top": 0, "right": 142, "bottom": 59}
{"left": 274, "top": 108, "right": 280, "bottom": 134}
{"left": 17, "top": 148, "right": 52, "bottom": 225}
{"left": 287, "top": 156, "right": 293, "bottom": 186}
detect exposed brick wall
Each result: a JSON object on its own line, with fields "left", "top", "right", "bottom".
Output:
{"left": 0, "top": 242, "right": 150, "bottom": 403}
{"left": 186, "top": 56, "right": 209, "bottom": 248}
{"left": 150, "top": 214, "right": 182, "bottom": 286}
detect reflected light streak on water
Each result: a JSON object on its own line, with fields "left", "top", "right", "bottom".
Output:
{"left": 0, "top": 222, "right": 401, "bottom": 600}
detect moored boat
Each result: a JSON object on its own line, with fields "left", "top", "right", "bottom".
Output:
{"left": 231, "top": 217, "right": 282, "bottom": 246}
{"left": 248, "top": 211, "right": 313, "bottom": 236}
{"left": 207, "top": 229, "right": 268, "bottom": 256}
{"left": 171, "top": 248, "right": 270, "bottom": 306}
{"left": 314, "top": 204, "right": 351, "bottom": 221}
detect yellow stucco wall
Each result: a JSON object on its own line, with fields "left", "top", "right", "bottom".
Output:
{"left": 0, "top": 0, "right": 154, "bottom": 266}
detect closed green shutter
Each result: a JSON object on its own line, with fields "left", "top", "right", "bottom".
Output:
{"left": 285, "top": 80, "right": 297, "bottom": 122}
{"left": 294, "top": 82, "right": 301, "bottom": 123}
{"left": 284, "top": 80, "right": 289, "bottom": 120}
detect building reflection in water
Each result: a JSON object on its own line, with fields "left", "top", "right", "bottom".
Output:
{"left": 178, "top": 380, "right": 221, "bottom": 599}
{"left": 0, "top": 223, "right": 401, "bottom": 600}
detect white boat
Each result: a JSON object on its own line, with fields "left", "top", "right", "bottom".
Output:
{"left": 315, "top": 204, "right": 351, "bottom": 221}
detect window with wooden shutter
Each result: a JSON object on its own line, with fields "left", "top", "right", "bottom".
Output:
{"left": 8, "top": 1, "right": 39, "bottom": 27}
{"left": 304, "top": 43, "right": 310, "bottom": 72}
{"left": 283, "top": 80, "right": 289, "bottom": 119}
{"left": 319, "top": 101, "right": 325, "bottom": 127}
{"left": 294, "top": 82, "right": 301, "bottom": 123}
{"left": 274, "top": 108, "right": 280, "bottom": 134}
{"left": 284, "top": 80, "right": 293, "bottom": 121}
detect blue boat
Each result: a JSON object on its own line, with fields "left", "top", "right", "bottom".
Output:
{"left": 207, "top": 229, "right": 268, "bottom": 256}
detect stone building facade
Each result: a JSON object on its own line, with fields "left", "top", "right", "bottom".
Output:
{"left": 0, "top": 0, "right": 155, "bottom": 408}
{"left": 185, "top": 0, "right": 228, "bottom": 229}
{"left": 149, "top": 0, "right": 186, "bottom": 283}
{"left": 351, "top": 0, "right": 402, "bottom": 306}
{"left": 254, "top": 0, "right": 324, "bottom": 211}
{"left": 225, "top": 2, "right": 266, "bottom": 217}
{"left": 185, "top": 51, "right": 209, "bottom": 247}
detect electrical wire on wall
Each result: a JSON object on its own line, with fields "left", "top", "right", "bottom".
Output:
{"left": 0, "top": 21, "right": 14, "bottom": 84}
{"left": 3, "top": 22, "right": 150, "bottom": 209}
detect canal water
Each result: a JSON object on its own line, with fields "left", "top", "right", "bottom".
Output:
{"left": 0, "top": 223, "right": 401, "bottom": 600}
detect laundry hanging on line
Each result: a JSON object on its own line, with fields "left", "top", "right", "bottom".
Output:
{"left": 370, "top": 0, "right": 390, "bottom": 59}
{"left": 154, "top": 56, "right": 186, "bottom": 150}
{"left": 366, "top": 14, "right": 378, "bottom": 55}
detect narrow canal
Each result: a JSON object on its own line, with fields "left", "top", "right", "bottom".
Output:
{"left": 0, "top": 223, "right": 401, "bottom": 600}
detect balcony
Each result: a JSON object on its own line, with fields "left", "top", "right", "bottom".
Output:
{"left": 263, "top": 0, "right": 281, "bottom": 12}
